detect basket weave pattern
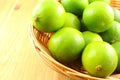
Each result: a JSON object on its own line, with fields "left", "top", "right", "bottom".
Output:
{"left": 29, "top": 0, "right": 120, "bottom": 80}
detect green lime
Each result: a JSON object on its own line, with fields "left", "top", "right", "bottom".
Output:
{"left": 63, "top": 12, "right": 81, "bottom": 30}
{"left": 112, "top": 41, "right": 120, "bottom": 73}
{"left": 83, "top": 31, "right": 103, "bottom": 45}
{"left": 100, "top": 21, "right": 120, "bottom": 43}
{"left": 89, "top": 0, "right": 110, "bottom": 4}
{"left": 48, "top": 27, "right": 85, "bottom": 62}
{"left": 82, "top": 41, "right": 118, "bottom": 78}
{"left": 32, "top": 0, "right": 65, "bottom": 32}
{"left": 112, "top": 7, "right": 120, "bottom": 23}
{"left": 83, "top": 1, "right": 114, "bottom": 33}
{"left": 61, "top": 0, "right": 89, "bottom": 16}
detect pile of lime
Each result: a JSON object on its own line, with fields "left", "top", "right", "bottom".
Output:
{"left": 32, "top": 0, "right": 120, "bottom": 78}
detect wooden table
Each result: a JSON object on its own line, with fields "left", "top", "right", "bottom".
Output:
{"left": 0, "top": 0, "right": 72, "bottom": 80}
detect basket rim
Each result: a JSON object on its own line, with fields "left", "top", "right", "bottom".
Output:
{"left": 28, "top": 25, "right": 120, "bottom": 80}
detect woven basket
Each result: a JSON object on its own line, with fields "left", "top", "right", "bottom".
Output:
{"left": 29, "top": 0, "right": 120, "bottom": 80}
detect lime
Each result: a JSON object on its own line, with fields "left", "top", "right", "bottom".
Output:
{"left": 32, "top": 0, "right": 65, "bottom": 32}
{"left": 112, "top": 41, "right": 120, "bottom": 73}
{"left": 63, "top": 12, "right": 81, "bottom": 30}
{"left": 48, "top": 27, "right": 85, "bottom": 62}
{"left": 61, "top": 0, "right": 89, "bottom": 16}
{"left": 83, "top": 1, "right": 114, "bottom": 33}
{"left": 82, "top": 41, "right": 118, "bottom": 78}
{"left": 112, "top": 7, "right": 120, "bottom": 23}
{"left": 89, "top": 0, "right": 110, "bottom": 4}
{"left": 83, "top": 31, "right": 103, "bottom": 45}
{"left": 100, "top": 21, "right": 120, "bottom": 43}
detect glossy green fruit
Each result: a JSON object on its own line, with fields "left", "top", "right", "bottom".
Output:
{"left": 83, "top": 1, "right": 114, "bottom": 33}
{"left": 32, "top": 0, "right": 65, "bottom": 32}
{"left": 82, "top": 41, "right": 118, "bottom": 78}
{"left": 112, "top": 7, "right": 120, "bottom": 23}
{"left": 112, "top": 41, "right": 120, "bottom": 73}
{"left": 83, "top": 31, "right": 103, "bottom": 45}
{"left": 63, "top": 12, "right": 81, "bottom": 30}
{"left": 61, "top": 0, "right": 89, "bottom": 16}
{"left": 89, "top": 0, "right": 110, "bottom": 4}
{"left": 48, "top": 27, "right": 85, "bottom": 62}
{"left": 100, "top": 21, "right": 120, "bottom": 43}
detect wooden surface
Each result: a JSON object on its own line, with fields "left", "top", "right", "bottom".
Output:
{"left": 0, "top": 0, "right": 72, "bottom": 80}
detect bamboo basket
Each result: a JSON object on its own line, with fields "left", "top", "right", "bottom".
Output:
{"left": 29, "top": 0, "right": 120, "bottom": 80}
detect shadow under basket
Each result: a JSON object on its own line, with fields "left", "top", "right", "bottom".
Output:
{"left": 29, "top": 0, "right": 120, "bottom": 80}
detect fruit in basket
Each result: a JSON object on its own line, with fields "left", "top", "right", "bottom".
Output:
{"left": 100, "top": 21, "right": 120, "bottom": 43}
{"left": 112, "top": 41, "right": 120, "bottom": 73}
{"left": 112, "top": 7, "right": 120, "bottom": 23}
{"left": 89, "top": 0, "right": 110, "bottom": 4}
{"left": 82, "top": 41, "right": 118, "bottom": 78}
{"left": 63, "top": 12, "right": 81, "bottom": 30}
{"left": 82, "top": 31, "right": 103, "bottom": 45}
{"left": 48, "top": 27, "right": 85, "bottom": 62}
{"left": 31, "top": 0, "right": 120, "bottom": 79}
{"left": 61, "top": 0, "right": 89, "bottom": 16}
{"left": 32, "top": 0, "right": 65, "bottom": 32}
{"left": 83, "top": 1, "right": 114, "bottom": 33}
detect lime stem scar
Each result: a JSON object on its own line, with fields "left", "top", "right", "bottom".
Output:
{"left": 96, "top": 65, "right": 103, "bottom": 71}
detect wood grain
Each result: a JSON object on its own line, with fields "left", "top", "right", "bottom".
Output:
{"left": 0, "top": 0, "right": 72, "bottom": 80}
